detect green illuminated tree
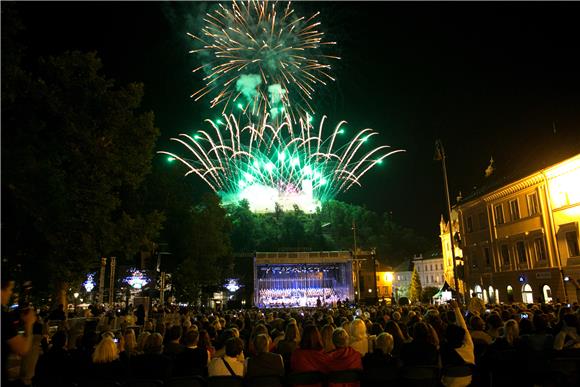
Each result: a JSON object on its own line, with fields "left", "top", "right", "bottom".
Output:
{"left": 409, "top": 266, "right": 422, "bottom": 303}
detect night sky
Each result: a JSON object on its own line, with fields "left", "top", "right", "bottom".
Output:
{"left": 9, "top": 1, "right": 580, "bottom": 238}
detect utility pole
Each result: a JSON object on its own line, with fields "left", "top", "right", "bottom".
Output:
{"left": 98, "top": 257, "right": 107, "bottom": 304}
{"left": 352, "top": 220, "right": 360, "bottom": 303}
{"left": 435, "top": 140, "right": 461, "bottom": 301}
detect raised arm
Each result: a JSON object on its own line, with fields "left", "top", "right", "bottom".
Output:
{"left": 449, "top": 299, "right": 474, "bottom": 363}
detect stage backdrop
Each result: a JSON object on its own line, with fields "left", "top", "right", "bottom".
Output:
{"left": 254, "top": 251, "right": 354, "bottom": 308}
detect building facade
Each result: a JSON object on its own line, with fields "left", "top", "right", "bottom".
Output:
{"left": 392, "top": 259, "right": 413, "bottom": 300}
{"left": 376, "top": 263, "right": 394, "bottom": 301}
{"left": 413, "top": 253, "right": 445, "bottom": 289}
{"left": 456, "top": 154, "right": 580, "bottom": 303}
{"left": 439, "top": 211, "right": 466, "bottom": 295}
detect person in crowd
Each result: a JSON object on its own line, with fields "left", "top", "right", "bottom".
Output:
{"left": 328, "top": 328, "right": 362, "bottom": 371}
{"left": 321, "top": 324, "right": 337, "bottom": 353}
{"left": 290, "top": 325, "right": 329, "bottom": 374}
{"left": 130, "top": 332, "right": 173, "bottom": 382}
{"left": 199, "top": 329, "right": 216, "bottom": 359}
{"left": 245, "top": 333, "right": 285, "bottom": 379}
{"left": 164, "top": 325, "right": 185, "bottom": 359}
{"left": 363, "top": 332, "right": 397, "bottom": 371}
{"left": 136, "top": 331, "right": 151, "bottom": 354}
{"left": 384, "top": 320, "right": 406, "bottom": 357}
{"left": 121, "top": 328, "right": 138, "bottom": 358}
{"left": 175, "top": 329, "right": 209, "bottom": 377}
{"left": 135, "top": 304, "right": 146, "bottom": 326}
{"left": 214, "top": 328, "right": 241, "bottom": 358}
{"left": 276, "top": 322, "right": 301, "bottom": 370}
{"left": 88, "top": 336, "right": 126, "bottom": 381}
{"left": 208, "top": 337, "right": 245, "bottom": 377}
{"left": 553, "top": 313, "right": 580, "bottom": 351}
{"left": 400, "top": 321, "right": 439, "bottom": 366}
{"left": 521, "top": 313, "right": 554, "bottom": 351}
{"left": 469, "top": 315, "right": 492, "bottom": 345}
{"left": 2, "top": 275, "right": 37, "bottom": 387}
{"left": 485, "top": 313, "right": 503, "bottom": 339}
{"left": 349, "top": 318, "right": 369, "bottom": 356}
{"left": 440, "top": 299, "right": 474, "bottom": 387}
{"left": 34, "top": 331, "right": 71, "bottom": 386}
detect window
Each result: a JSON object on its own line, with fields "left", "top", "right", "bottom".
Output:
{"left": 431, "top": 275, "right": 434, "bottom": 283}
{"left": 507, "top": 285, "right": 514, "bottom": 303}
{"left": 467, "top": 216, "right": 473, "bottom": 233}
{"left": 479, "top": 213, "right": 487, "bottom": 230}
{"left": 566, "top": 231, "right": 580, "bottom": 257}
{"left": 542, "top": 285, "right": 553, "bottom": 303}
{"left": 435, "top": 276, "right": 439, "bottom": 283}
{"left": 484, "top": 247, "right": 491, "bottom": 267}
{"left": 430, "top": 264, "right": 433, "bottom": 271}
{"left": 527, "top": 192, "right": 539, "bottom": 215}
{"left": 495, "top": 205, "right": 505, "bottom": 225}
{"left": 509, "top": 199, "right": 520, "bottom": 221}
{"left": 501, "top": 245, "right": 510, "bottom": 265}
{"left": 534, "top": 238, "right": 546, "bottom": 261}
{"left": 516, "top": 241, "right": 527, "bottom": 264}
{"left": 522, "top": 284, "right": 534, "bottom": 304}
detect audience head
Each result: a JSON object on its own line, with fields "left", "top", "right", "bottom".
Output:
{"left": 144, "top": 333, "right": 164, "bottom": 354}
{"left": 168, "top": 325, "right": 182, "bottom": 342}
{"left": 124, "top": 329, "right": 137, "bottom": 352}
{"left": 470, "top": 316, "right": 485, "bottom": 332}
{"left": 374, "top": 332, "right": 394, "bottom": 355}
{"left": 332, "top": 327, "right": 349, "bottom": 349}
{"left": 350, "top": 318, "right": 367, "bottom": 341}
{"left": 225, "top": 337, "right": 244, "bottom": 357}
{"left": 300, "top": 325, "right": 323, "bottom": 350}
{"left": 503, "top": 319, "right": 520, "bottom": 345}
{"left": 92, "top": 337, "right": 119, "bottom": 364}
{"left": 320, "top": 324, "right": 336, "bottom": 352}
{"left": 285, "top": 322, "right": 301, "bottom": 343}
{"left": 254, "top": 333, "right": 270, "bottom": 354}
{"left": 445, "top": 323, "right": 466, "bottom": 348}
{"left": 184, "top": 329, "right": 200, "bottom": 347}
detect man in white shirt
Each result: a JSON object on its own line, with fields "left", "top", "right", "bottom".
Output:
{"left": 208, "top": 337, "right": 245, "bottom": 377}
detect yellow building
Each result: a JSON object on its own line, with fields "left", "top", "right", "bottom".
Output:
{"left": 375, "top": 263, "right": 394, "bottom": 300}
{"left": 439, "top": 212, "right": 465, "bottom": 295}
{"left": 455, "top": 154, "right": 580, "bottom": 303}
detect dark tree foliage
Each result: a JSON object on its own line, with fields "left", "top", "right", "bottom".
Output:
{"left": 421, "top": 286, "right": 439, "bottom": 303}
{"left": 224, "top": 199, "right": 433, "bottom": 265}
{"left": 2, "top": 33, "right": 162, "bottom": 299}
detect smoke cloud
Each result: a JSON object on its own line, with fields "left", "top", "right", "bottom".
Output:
{"left": 236, "top": 74, "right": 262, "bottom": 105}
{"left": 268, "top": 84, "right": 287, "bottom": 118}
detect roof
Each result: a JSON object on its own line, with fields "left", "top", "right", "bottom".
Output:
{"left": 458, "top": 149, "right": 580, "bottom": 205}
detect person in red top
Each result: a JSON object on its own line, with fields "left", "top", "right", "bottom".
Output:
{"left": 328, "top": 328, "right": 363, "bottom": 387}
{"left": 290, "top": 325, "right": 329, "bottom": 374}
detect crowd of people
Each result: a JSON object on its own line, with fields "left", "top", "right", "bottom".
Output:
{"left": 2, "top": 275, "right": 580, "bottom": 387}
{"left": 257, "top": 287, "right": 342, "bottom": 308}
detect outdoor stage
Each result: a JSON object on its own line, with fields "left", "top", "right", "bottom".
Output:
{"left": 253, "top": 251, "right": 354, "bottom": 308}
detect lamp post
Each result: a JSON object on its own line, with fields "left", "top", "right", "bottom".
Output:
{"left": 435, "top": 139, "right": 461, "bottom": 302}
{"left": 73, "top": 292, "right": 79, "bottom": 311}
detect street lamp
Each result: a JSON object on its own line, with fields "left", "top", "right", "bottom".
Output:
{"left": 73, "top": 292, "right": 79, "bottom": 311}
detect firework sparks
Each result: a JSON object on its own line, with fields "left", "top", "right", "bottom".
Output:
{"left": 188, "top": 0, "right": 339, "bottom": 122}
{"left": 159, "top": 114, "right": 405, "bottom": 212}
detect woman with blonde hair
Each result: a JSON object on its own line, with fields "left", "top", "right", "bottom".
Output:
{"left": 320, "top": 324, "right": 336, "bottom": 353}
{"left": 88, "top": 336, "right": 125, "bottom": 381}
{"left": 349, "top": 318, "right": 369, "bottom": 355}
{"left": 136, "top": 331, "right": 151, "bottom": 354}
{"left": 123, "top": 329, "right": 138, "bottom": 356}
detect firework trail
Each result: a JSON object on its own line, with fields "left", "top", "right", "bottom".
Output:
{"left": 188, "top": 0, "right": 339, "bottom": 122}
{"left": 159, "top": 114, "right": 404, "bottom": 212}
